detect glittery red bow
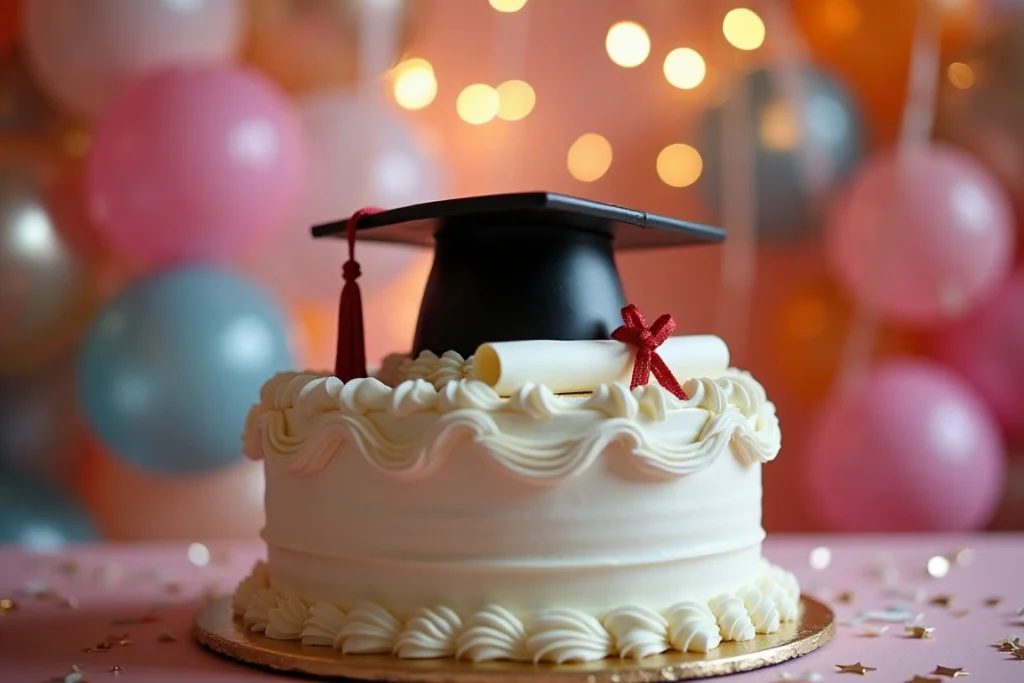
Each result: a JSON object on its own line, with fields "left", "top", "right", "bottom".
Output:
{"left": 611, "top": 304, "right": 688, "bottom": 400}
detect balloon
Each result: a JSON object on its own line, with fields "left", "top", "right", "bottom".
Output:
{"left": 806, "top": 360, "right": 1006, "bottom": 532}
{"left": 0, "top": 359, "right": 84, "bottom": 486}
{"left": 825, "top": 144, "right": 1015, "bottom": 324}
{"left": 78, "top": 266, "right": 294, "bottom": 474}
{"left": 86, "top": 65, "right": 306, "bottom": 268}
{"left": 78, "top": 443, "right": 264, "bottom": 540}
{"left": 244, "top": 92, "right": 442, "bottom": 304}
{"left": 0, "top": 141, "right": 103, "bottom": 376}
{"left": 766, "top": 272, "right": 926, "bottom": 402}
{"left": 934, "top": 269, "right": 1024, "bottom": 440}
{"left": 244, "top": 0, "right": 421, "bottom": 94}
{"left": 935, "top": 19, "right": 1024, "bottom": 258}
{"left": 696, "top": 66, "right": 866, "bottom": 242}
{"left": 0, "top": 465, "right": 98, "bottom": 549}
{"left": 22, "top": 0, "right": 244, "bottom": 118}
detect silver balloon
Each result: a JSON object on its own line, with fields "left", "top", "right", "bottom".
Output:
{"left": 0, "top": 142, "right": 96, "bottom": 375}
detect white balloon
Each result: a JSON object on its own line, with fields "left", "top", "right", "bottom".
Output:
{"left": 245, "top": 91, "right": 446, "bottom": 304}
{"left": 23, "top": 0, "right": 245, "bottom": 117}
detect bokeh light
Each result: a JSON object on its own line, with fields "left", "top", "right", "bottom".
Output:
{"left": 392, "top": 58, "right": 437, "bottom": 110}
{"left": 723, "top": 8, "right": 766, "bottom": 51}
{"left": 663, "top": 48, "right": 707, "bottom": 90}
{"left": 759, "top": 102, "right": 801, "bottom": 151}
{"left": 567, "top": 133, "right": 613, "bottom": 182}
{"left": 820, "top": 0, "right": 861, "bottom": 37}
{"left": 606, "top": 21, "right": 650, "bottom": 68}
{"left": 496, "top": 80, "right": 536, "bottom": 121}
{"left": 656, "top": 143, "right": 703, "bottom": 187}
{"left": 489, "top": 0, "right": 528, "bottom": 12}
{"left": 947, "top": 62, "right": 975, "bottom": 90}
{"left": 456, "top": 83, "right": 500, "bottom": 125}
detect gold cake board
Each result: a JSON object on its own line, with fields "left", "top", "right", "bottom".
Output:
{"left": 193, "top": 597, "right": 834, "bottom": 681}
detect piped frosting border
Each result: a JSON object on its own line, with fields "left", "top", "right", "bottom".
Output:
{"left": 232, "top": 559, "right": 800, "bottom": 663}
{"left": 242, "top": 367, "right": 781, "bottom": 483}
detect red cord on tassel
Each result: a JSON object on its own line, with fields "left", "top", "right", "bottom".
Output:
{"left": 335, "top": 207, "right": 383, "bottom": 381}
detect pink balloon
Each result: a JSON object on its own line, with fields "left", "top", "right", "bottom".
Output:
{"left": 806, "top": 360, "right": 1006, "bottom": 532}
{"left": 825, "top": 144, "right": 1015, "bottom": 324}
{"left": 23, "top": 0, "right": 244, "bottom": 118}
{"left": 935, "top": 269, "right": 1024, "bottom": 440}
{"left": 86, "top": 65, "right": 306, "bottom": 268}
{"left": 244, "top": 91, "right": 445, "bottom": 304}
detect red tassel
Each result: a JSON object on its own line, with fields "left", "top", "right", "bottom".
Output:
{"left": 335, "top": 207, "right": 382, "bottom": 380}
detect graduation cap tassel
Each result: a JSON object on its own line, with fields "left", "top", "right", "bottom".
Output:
{"left": 335, "top": 207, "right": 382, "bottom": 381}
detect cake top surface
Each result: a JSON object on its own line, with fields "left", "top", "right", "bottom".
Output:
{"left": 310, "top": 192, "right": 724, "bottom": 356}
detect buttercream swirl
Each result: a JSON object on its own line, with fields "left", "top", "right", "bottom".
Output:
{"left": 244, "top": 370, "right": 781, "bottom": 483}
{"left": 603, "top": 606, "right": 670, "bottom": 659}
{"left": 232, "top": 560, "right": 801, "bottom": 660}
{"left": 232, "top": 560, "right": 268, "bottom": 616}
{"left": 300, "top": 601, "right": 347, "bottom": 647}
{"left": 708, "top": 593, "right": 755, "bottom": 642}
{"left": 526, "top": 609, "right": 613, "bottom": 663}
{"left": 266, "top": 595, "right": 311, "bottom": 640}
{"left": 337, "top": 602, "right": 402, "bottom": 654}
{"left": 455, "top": 605, "right": 528, "bottom": 662}
{"left": 242, "top": 587, "right": 281, "bottom": 633}
{"left": 665, "top": 601, "right": 722, "bottom": 653}
{"left": 381, "top": 350, "right": 475, "bottom": 389}
{"left": 394, "top": 606, "right": 462, "bottom": 659}
{"left": 736, "top": 586, "right": 780, "bottom": 634}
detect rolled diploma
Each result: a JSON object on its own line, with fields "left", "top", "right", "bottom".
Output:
{"left": 471, "top": 336, "right": 730, "bottom": 396}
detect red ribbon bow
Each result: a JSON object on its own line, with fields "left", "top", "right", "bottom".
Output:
{"left": 611, "top": 304, "right": 688, "bottom": 400}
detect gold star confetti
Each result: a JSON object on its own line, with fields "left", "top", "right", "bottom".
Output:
{"left": 906, "top": 625, "right": 935, "bottom": 639}
{"left": 983, "top": 596, "right": 1003, "bottom": 607}
{"left": 907, "top": 677, "right": 941, "bottom": 683}
{"left": 0, "top": 597, "right": 18, "bottom": 613}
{"left": 835, "top": 662, "right": 877, "bottom": 675}
{"left": 835, "top": 591, "right": 856, "bottom": 604}
{"left": 993, "top": 635, "right": 1020, "bottom": 652}
{"left": 157, "top": 630, "right": 178, "bottom": 643}
{"left": 931, "top": 665, "right": 968, "bottom": 678}
{"left": 859, "top": 626, "right": 889, "bottom": 638}
{"left": 929, "top": 595, "right": 954, "bottom": 607}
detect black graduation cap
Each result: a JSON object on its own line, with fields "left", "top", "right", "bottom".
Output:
{"left": 312, "top": 192, "right": 724, "bottom": 358}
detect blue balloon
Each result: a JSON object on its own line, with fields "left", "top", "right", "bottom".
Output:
{"left": 696, "top": 66, "right": 866, "bottom": 243}
{"left": 0, "top": 466, "right": 98, "bottom": 549}
{"left": 78, "top": 266, "right": 294, "bottom": 474}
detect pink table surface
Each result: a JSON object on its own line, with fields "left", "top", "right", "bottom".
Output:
{"left": 1, "top": 535, "right": 1022, "bottom": 682}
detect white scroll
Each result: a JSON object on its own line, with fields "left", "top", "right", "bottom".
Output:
{"left": 471, "top": 336, "right": 730, "bottom": 396}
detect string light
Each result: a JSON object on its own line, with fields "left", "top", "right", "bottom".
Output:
{"left": 723, "top": 8, "right": 766, "bottom": 51}
{"left": 457, "top": 83, "right": 500, "bottom": 125}
{"left": 663, "top": 48, "right": 706, "bottom": 90}
{"left": 567, "top": 133, "right": 613, "bottom": 182}
{"left": 759, "top": 102, "right": 800, "bottom": 151}
{"left": 392, "top": 58, "right": 437, "bottom": 110}
{"left": 656, "top": 144, "right": 702, "bottom": 187}
{"left": 606, "top": 21, "right": 650, "bottom": 68}
{"left": 496, "top": 80, "right": 536, "bottom": 121}
{"left": 489, "top": 0, "right": 528, "bottom": 12}
{"left": 947, "top": 62, "right": 975, "bottom": 90}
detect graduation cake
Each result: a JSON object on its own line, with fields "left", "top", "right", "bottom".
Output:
{"left": 234, "top": 193, "right": 796, "bottom": 663}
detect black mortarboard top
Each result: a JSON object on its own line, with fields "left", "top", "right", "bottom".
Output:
{"left": 312, "top": 192, "right": 724, "bottom": 358}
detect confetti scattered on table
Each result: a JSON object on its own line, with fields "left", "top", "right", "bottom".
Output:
{"left": 777, "top": 672, "right": 823, "bottom": 681}
{"left": 906, "top": 625, "right": 935, "bottom": 639}
{"left": 931, "top": 665, "right": 969, "bottom": 678}
{"left": 859, "top": 625, "right": 889, "bottom": 638}
{"left": 907, "top": 676, "right": 941, "bottom": 683}
{"left": 983, "top": 596, "right": 1002, "bottom": 607}
{"left": 157, "top": 630, "right": 178, "bottom": 643}
{"left": 48, "top": 664, "right": 86, "bottom": 683}
{"left": 993, "top": 634, "right": 1020, "bottom": 652}
{"left": 110, "top": 665, "right": 125, "bottom": 675}
{"left": 835, "top": 591, "right": 856, "bottom": 604}
{"left": 929, "top": 595, "right": 954, "bottom": 607}
{"left": 861, "top": 606, "right": 921, "bottom": 623}
{"left": 0, "top": 597, "right": 17, "bottom": 613}
{"left": 835, "top": 661, "right": 877, "bottom": 675}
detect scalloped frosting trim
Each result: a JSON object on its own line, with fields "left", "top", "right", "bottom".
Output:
{"left": 242, "top": 367, "right": 781, "bottom": 483}
{"left": 232, "top": 559, "right": 799, "bottom": 662}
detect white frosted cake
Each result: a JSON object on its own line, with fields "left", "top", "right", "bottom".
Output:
{"left": 233, "top": 337, "right": 798, "bottom": 663}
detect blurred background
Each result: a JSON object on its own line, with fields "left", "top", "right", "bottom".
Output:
{"left": 1, "top": 0, "right": 1022, "bottom": 548}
